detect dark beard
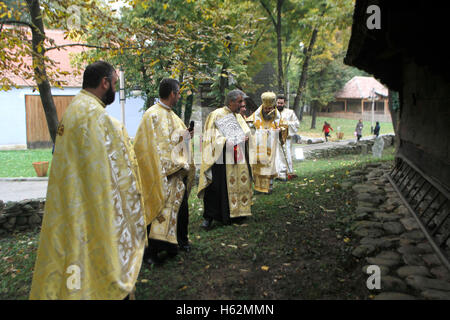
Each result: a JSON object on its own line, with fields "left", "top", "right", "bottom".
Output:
{"left": 262, "top": 109, "right": 275, "bottom": 121}
{"left": 277, "top": 106, "right": 284, "bottom": 112}
{"left": 102, "top": 84, "right": 116, "bottom": 105}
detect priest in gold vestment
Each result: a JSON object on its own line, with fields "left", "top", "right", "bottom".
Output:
{"left": 275, "top": 95, "right": 300, "bottom": 181}
{"left": 134, "top": 79, "right": 195, "bottom": 265}
{"left": 198, "top": 89, "right": 253, "bottom": 229}
{"left": 246, "top": 92, "right": 283, "bottom": 194}
{"left": 30, "top": 61, "right": 160, "bottom": 300}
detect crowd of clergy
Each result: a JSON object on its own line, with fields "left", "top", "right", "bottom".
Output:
{"left": 29, "top": 61, "right": 300, "bottom": 300}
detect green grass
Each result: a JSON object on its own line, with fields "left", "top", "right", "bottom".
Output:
{"left": 298, "top": 115, "right": 394, "bottom": 141}
{"left": 0, "top": 149, "right": 53, "bottom": 178}
{"left": 0, "top": 147, "right": 395, "bottom": 300}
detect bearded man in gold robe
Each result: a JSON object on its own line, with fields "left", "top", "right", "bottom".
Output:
{"left": 198, "top": 89, "right": 253, "bottom": 230}
{"left": 134, "top": 78, "right": 195, "bottom": 265}
{"left": 246, "top": 92, "right": 283, "bottom": 194}
{"left": 30, "top": 61, "right": 161, "bottom": 300}
{"left": 275, "top": 95, "right": 300, "bottom": 181}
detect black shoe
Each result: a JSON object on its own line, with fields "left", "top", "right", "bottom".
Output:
{"left": 179, "top": 243, "right": 191, "bottom": 253}
{"left": 201, "top": 219, "right": 213, "bottom": 230}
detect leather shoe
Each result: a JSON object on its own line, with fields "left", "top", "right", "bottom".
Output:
{"left": 201, "top": 219, "right": 213, "bottom": 230}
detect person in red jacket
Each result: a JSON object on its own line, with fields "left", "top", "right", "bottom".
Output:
{"left": 322, "top": 121, "right": 333, "bottom": 142}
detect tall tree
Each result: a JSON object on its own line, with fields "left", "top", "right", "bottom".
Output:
{"left": 259, "top": 0, "right": 285, "bottom": 94}
{"left": 1, "top": 0, "right": 137, "bottom": 142}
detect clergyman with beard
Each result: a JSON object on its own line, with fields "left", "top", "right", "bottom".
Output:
{"left": 246, "top": 92, "right": 282, "bottom": 194}
{"left": 30, "top": 61, "right": 154, "bottom": 299}
{"left": 275, "top": 95, "right": 299, "bottom": 181}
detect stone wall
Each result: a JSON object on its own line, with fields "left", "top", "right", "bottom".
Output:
{"left": 0, "top": 199, "right": 45, "bottom": 237}
{"left": 301, "top": 134, "right": 395, "bottom": 160}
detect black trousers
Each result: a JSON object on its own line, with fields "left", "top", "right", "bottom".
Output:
{"left": 203, "top": 148, "right": 232, "bottom": 225}
{"left": 145, "top": 178, "right": 189, "bottom": 257}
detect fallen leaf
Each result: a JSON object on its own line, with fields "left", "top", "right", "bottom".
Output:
{"left": 179, "top": 285, "right": 188, "bottom": 291}
{"left": 141, "top": 279, "right": 149, "bottom": 283}
{"left": 204, "top": 265, "right": 210, "bottom": 269}
{"left": 261, "top": 266, "right": 270, "bottom": 271}
{"left": 227, "top": 245, "right": 238, "bottom": 249}
{"left": 343, "top": 237, "right": 351, "bottom": 243}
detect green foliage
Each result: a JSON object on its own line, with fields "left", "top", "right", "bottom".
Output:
{"left": 74, "top": 0, "right": 265, "bottom": 112}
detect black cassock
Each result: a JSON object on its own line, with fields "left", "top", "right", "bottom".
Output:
{"left": 203, "top": 142, "right": 251, "bottom": 225}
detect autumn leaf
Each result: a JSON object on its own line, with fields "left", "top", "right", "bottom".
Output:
{"left": 261, "top": 266, "right": 269, "bottom": 271}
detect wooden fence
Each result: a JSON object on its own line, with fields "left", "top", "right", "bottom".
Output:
{"left": 25, "top": 95, "right": 74, "bottom": 149}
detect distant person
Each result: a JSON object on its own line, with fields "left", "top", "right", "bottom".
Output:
{"left": 374, "top": 121, "right": 380, "bottom": 137}
{"left": 322, "top": 121, "right": 333, "bottom": 142}
{"left": 355, "top": 119, "right": 364, "bottom": 142}
{"left": 275, "top": 94, "right": 299, "bottom": 180}
{"left": 30, "top": 61, "right": 155, "bottom": 300}
{"left": 239, "top": 104, "right": 247, "bottom": 119}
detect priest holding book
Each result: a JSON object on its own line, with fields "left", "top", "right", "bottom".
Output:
{"left": 198, "top": 89, "right": 253, "bottom": 230}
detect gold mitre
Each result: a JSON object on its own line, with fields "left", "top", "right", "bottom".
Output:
{"left": 261, "top": 92, "right": 276, "bottom": 107}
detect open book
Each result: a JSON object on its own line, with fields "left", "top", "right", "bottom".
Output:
{"left": 215, "top": 113, "right": 246, "bottom": 146}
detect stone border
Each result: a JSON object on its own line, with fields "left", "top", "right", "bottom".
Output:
{"left": 347, "top": 163, "right": 450, "bottom": 300}
{"left": 301, "top": 134, "right": 395, "bottom": 160}
{"left": 0, "top": 198, "right": 45, "bottom": 236}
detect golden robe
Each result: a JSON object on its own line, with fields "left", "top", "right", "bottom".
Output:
{"left": 134, "top": 103, "right": 195, "bottom": 245}
{"left": 246, "top": 106, "right": 282, "bottom": 193}
{"left": 198, "top": 107, "right": 252, "bottom": 218}
{"left": 30, "top": 90, "right": 150, "bottom": 300}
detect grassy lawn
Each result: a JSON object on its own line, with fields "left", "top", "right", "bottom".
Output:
{"left": 0, "top": 147, "right": 395, "bottom": 300}
{"left": 0, "top": 149, "right": 53, "bottom": 178}
{"left": 298, "top": 115, "right": 394, "bottom": 141}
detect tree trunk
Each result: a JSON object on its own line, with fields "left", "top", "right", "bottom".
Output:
{"left": 276, "top": 0, "right": 284, "bottom": 94}
{"left": 183, "top": 93, "right": 194, "bottom": 126}
{"left": 259, "top": 0, "right": 285, "bottom": 94}
{"left": 293, "top": 27, "right": 319, "bottom": 120}
{"left": 140, "top": 57, "right": 153, "bottom": 110}
{"left": 27, "top": 0, "right": 58, "bottom": 144}
{"left": 311, "top": 100, "right": 318, "bottom": 129}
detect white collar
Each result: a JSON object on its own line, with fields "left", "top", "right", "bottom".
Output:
{"left": 158, "top": 101, "right": 172, "bottom": 110}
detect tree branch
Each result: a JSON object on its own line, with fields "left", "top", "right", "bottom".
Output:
{"left": 0, "top": 20, "right": 34, "bottom": 29}
{"left": 45, "top": 43, "right": 139, "bottom": 51}
{"left": 258, "top": 0, "right": 276, "bottom": 27}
